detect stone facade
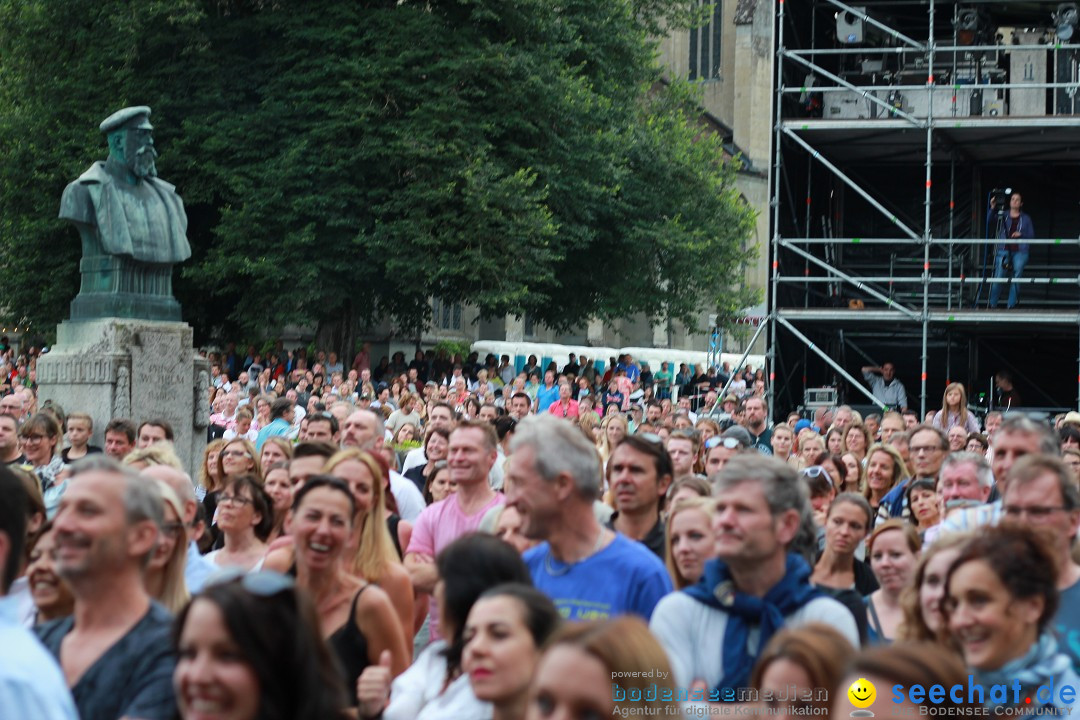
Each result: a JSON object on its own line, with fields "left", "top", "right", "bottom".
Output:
{"left": 38, "top": 319, "right": 209, "bottom": 475}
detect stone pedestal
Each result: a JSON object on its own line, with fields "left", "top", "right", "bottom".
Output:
{"left": 37, "top": 318, "right": 209, "bottom": 475}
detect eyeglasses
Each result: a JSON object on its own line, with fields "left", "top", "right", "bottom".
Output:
{"left": 909, "top": 445, "right": 944, "bottom": 455}
{"left": 1002, "top": 505, "right": 1070, "bottom": 520}
{"left": 221, "top": 450, "right": 250, "bottom": 459}
{"left": 161, "top": 522, "right": 185, "bottom": 538}
{"left": 219, "top": 494, "right": 253, "bottom": 506}
{"left": 206, "top": 568, "right": 295, "bottom": 596}
{"left": 21, "top": 434, "right": 46, "bottom": 442}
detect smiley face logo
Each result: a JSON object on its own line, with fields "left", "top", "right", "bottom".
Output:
{"left": 848, "top": 677, "right": 876, "bottom": 709}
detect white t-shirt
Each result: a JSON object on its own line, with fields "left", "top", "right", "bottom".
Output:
{"left": 389, "top": 471, "right": 426, "bottom": 522}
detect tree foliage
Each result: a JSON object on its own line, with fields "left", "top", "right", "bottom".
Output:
{"left": 0, "top": 0, "right": 755, "bottom": 343}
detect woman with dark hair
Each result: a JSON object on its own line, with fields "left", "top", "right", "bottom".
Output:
{"left": 944, "top": 526, "right": 1080, "bottom": 714}
{"left": 206, "top": 475, "right": 273, "bottom": 572}
{"left": 278, "top": 476, "right": 408, "bottom": 706}
{"left": 173, "top": 572, "right": 348, "bottom": 720}
{"left": 26, "top": 521, "right": 74, "bottom": 624}
{"left": 19, "top": 413, "right": 67, "bottom": 517}
{"left": 463, "top": 584, "right": 561, "bottom": 720}
{"left": 811, "top": 493, "right": 878, "bottom": 643}
{"left": 904, "top": 477, "right": 940, "bottom": 538}
{"left": 404, "top": 427, "right": 450, "bottom": 496}
{"left": 423, "top": 461, "right": 456, "bottom": 506}
{"left": 357, "top": 533, "right": 532, "bottom": 720}
{"left": 262, "top": 462, "right": 293, "bottom": 544}
{"left": 811, "top": 451, "right": 849, "bottom": 493}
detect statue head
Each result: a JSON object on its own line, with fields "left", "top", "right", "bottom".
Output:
{"left": 100, "top": 106, "right": 158, "bottom": 180}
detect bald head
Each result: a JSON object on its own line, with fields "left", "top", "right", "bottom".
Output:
{"left": 140, "top": 464, "right": 198, "bottom": 527}
{"left": 341, "top": 409, "right": 385, "bottom": 451}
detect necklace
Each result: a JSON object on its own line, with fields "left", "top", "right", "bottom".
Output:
{"left": 544, "top": 529, "right": 607, "bottom": 577}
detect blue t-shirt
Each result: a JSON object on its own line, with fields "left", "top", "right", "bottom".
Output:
{"left": 1054, "top": 580, "right": 1080, "bottom": 675}
{"left": 525, "top": 533, "right": 673, "bottom": 622}
{"left": 37, "top": 601, "right": 176, "bottom": 720}
{"left": 536, "top": 384, "right": 560, "bottom": 412}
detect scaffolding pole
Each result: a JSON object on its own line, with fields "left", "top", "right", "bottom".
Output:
{"left": 768, "top": 0, "right": 786, "bottom": 424}
{"left": 777, "top": 316, "right": 887, "bottom": 412}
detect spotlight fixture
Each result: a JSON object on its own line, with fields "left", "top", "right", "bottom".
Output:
{"left": 836, "top": 7, "right": 865, "bottom": 44}
{"left": 1055, "top": 3, "right": 1079, "bottom": 42}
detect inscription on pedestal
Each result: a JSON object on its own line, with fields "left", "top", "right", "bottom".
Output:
{"left": 130, "top": 330, "right": 192, "bottom": 440}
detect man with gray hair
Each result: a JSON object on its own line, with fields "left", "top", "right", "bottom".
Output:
{"left": 1001, "top": 455, "right": 1080, "bottom": 673}
{"left": 650, "top": 454, "right": 858, "bottom": 697}
{"left": 37, "top": 456, "right": 176, "bottom": 720}
{"left": 506, "top": 415, "right": 671, "bottom": 621}
{"left": 940, "top": 414, "right": 1060, "bottom": 534}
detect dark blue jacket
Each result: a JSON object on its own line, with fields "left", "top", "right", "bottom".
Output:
{"left": 987, "top": 205, "right": 1034, "bottom": 253}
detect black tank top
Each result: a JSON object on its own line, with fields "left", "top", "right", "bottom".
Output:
{"left": 328, "top": 585, "right": 372, "bottom": 705}
{"left": 387, "top": 514, "right": 403, "bottom": 559}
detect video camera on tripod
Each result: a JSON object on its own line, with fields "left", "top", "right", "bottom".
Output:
{"left": 989, "top": 187, "right": 1013, "bottom": 212}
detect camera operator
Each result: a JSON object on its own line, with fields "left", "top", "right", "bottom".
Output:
{"left": 987, "top": 190, "right": 1034, "bottom": 309}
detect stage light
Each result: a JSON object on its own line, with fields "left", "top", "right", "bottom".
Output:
{"left": 954, "top": 7, "right": 983, "bottom": 45}
{"left": 1055, "top": 3, "right": 1079, "bottom": 41}
{"left": 836, "top": 7, "right": 865, "bottom": 44}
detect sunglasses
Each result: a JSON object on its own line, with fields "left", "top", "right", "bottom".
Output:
{"left": 206, "top": 568, "right": 295, "bottom": 596}
{"left": 705, "top": 436, "right": 744, "bottom": 450}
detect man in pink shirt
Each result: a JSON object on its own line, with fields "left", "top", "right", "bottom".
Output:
{"left": 547, "top": 381, "right": 580, "bottom": 419}
{"left": 404, "top": 420, "right": 504, "bottom": 642}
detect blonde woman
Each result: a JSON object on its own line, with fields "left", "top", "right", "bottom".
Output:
{"left": 323, "top": 449, "right": 415, "bottom": 646}
{"left": 146, "top": 479, "right": 189, "bottom": 613}
{"left": 664, "top": 497, "right": 717, "bottom": 590}
{"left": 596, "top": 413, "right": 629, "bottom": 468}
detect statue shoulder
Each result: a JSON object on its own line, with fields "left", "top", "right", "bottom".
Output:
{"left": 59, "top": 162, "right": 110, "bottom": 222}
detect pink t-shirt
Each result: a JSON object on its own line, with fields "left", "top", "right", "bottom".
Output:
{"left": 407, "top": 491, "right": 505, "bottom": 642}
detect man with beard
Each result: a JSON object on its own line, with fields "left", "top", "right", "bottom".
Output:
{"left": 59, "top": 106, "right": 190, "bottom": 320}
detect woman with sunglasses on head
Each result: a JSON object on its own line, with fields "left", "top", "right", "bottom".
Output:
{"left": 173, "top": 572, "right": 349, "bottom": 720}
{"left": 462, "top": 584, "right": 561, "bottom": 720}
{"left": 357, "top": 533, "right": 532, "bottom": 720}
{"left": 943, "top": 525, "right": 1080, "bottom": 716}
{"left": 206, "top": 475, "right": 273, "bottom": 572}
{"left": 274, "top": 475, "right": 409, "bottom": 707}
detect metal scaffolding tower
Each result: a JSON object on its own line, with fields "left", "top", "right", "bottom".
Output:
{"left": 769, "top": 0, "right": 1080, "bottom": 419}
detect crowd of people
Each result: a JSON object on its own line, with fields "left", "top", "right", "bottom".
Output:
{"left": 3, "top": 342, "right": 1080, "bottom": 719}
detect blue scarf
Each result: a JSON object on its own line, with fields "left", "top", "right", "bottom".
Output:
{"left": 684, "top": 554, "right": 821, "bottom": 693}
{"left": 975, "top": 634, "right": 1074, "bottom": 709}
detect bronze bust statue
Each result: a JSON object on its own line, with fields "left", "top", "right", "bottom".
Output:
{"left": 59, "top": 106, "right": 190, "bottom": 321}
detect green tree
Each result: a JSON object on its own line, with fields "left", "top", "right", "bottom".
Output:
{"left": 0, "top": 0, "right": 755, "bottom": 347}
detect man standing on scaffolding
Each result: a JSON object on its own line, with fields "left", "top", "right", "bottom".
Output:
{"left": 988, "top": 191, "right": 1034, "bottom": 309}
{"left": 861, "top": 362, "right": 909, "bottom": 411}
